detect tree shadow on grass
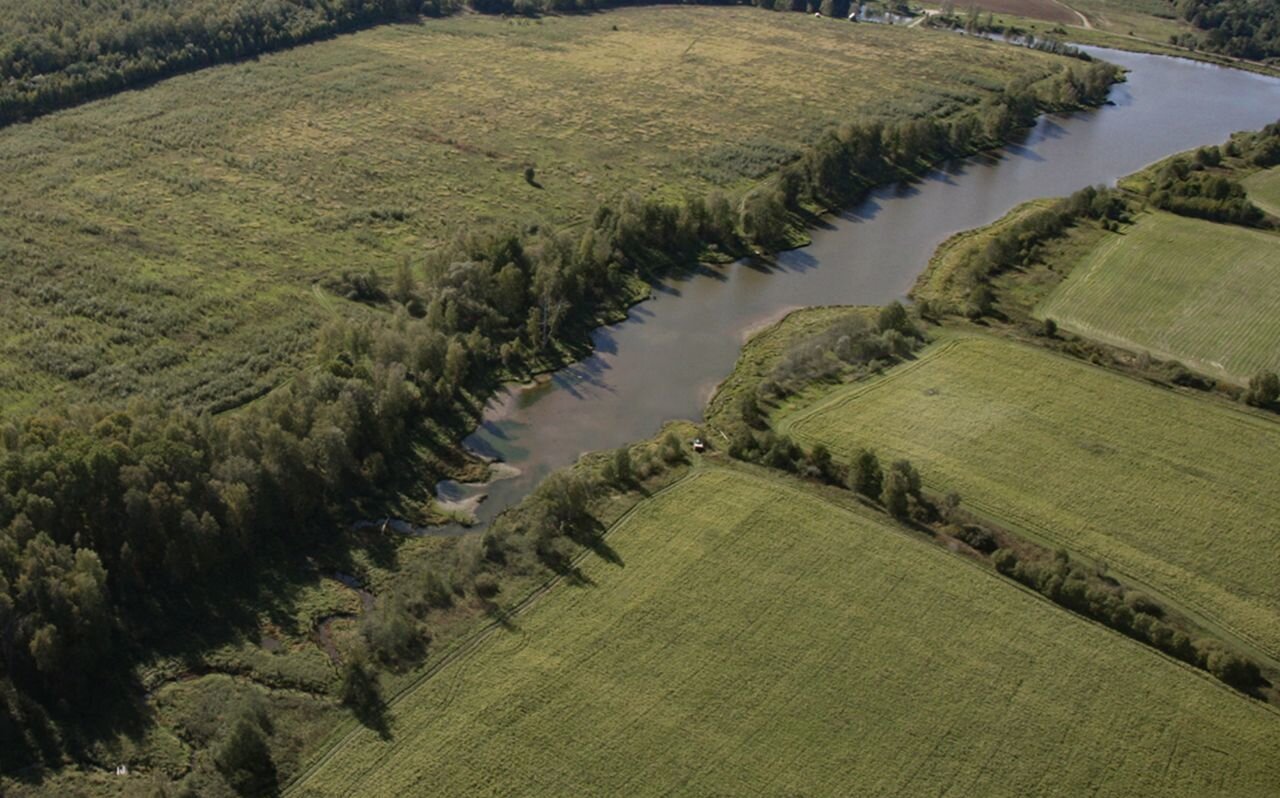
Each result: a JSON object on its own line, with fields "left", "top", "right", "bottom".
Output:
{"left": 484, "top": 601, "right": 522, "bottom": 633}
{"left": 351, "top": 695, "right": 392, "bottom": 742}
{"left": 585, "top": 535, "right": 624, "bottom": 567}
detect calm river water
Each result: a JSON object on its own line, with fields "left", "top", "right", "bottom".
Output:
{"left": 437, "top": 46, "right": 1280, "bottom": 531}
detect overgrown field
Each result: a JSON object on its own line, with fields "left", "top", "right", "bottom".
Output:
{"left": 779, "top": 333, "right": 1280, "bottom": 661}
{"left": 1036, "top": 211, "right": 1280, "bottom": 382}
{"left": 0, "top": 7, "right": 1067, "bottom": 414}
{"left": 288, "top": 465, "right": 1280, "bottom": 797}
{"left": 1244, "top": 164, "right": 1280, "bottom": 216}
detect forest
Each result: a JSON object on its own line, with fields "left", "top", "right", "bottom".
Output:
{"left": 0, "top": 0, "right": 451, "bottom": 126}
{"left": 0, "top": 61, "right": 1118, "bottom": 770}
{"left": 1174, "top": 0, "right": 1280, "bottom": 59}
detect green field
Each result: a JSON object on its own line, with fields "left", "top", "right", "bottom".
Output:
{"left": 0, "top": 7, "right": 1065, "bottom": 414}
{"left": 1244, "top": 165, "right": 1280, "bottom": 217}
{"left": 288, "top": 465, "right": 1280, "bottom": 797}
{"left": 1035, "top": 211, "right": 1280, "bottom": 382}
{"left": 780, "top": 333, "right": 1280, "bottom": 660}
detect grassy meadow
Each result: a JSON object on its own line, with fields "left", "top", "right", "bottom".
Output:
{"left": 0, "top": 7, "right": 1067, "bottom": 414}
{"left": 1244, "top": 165, "right": 1280, "bottom": 216}
{"left": 287, "top": 465, "right": 1280, "bottom": 797}
{"left": 779, "top": 333, "right": 1280, "bottom": 661}
{"left": 1036, "top": 211, "right": 1280, "bottom": 382}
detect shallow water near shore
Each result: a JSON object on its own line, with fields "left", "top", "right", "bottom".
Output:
{"left": 431, "top": 46, "right": 1280, "bottom": 534}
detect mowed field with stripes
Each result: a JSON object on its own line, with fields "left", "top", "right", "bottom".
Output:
{"left": 1035, "top": 211, "right": 1280, "bottom": 383}
{"left": 288, "top": 466, "right": 1280, "bottom": 797}
{"left": 778, "top": 333, "right": 1280, "bottom": 662}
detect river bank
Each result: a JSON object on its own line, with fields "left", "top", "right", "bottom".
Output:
{"left": 431, "top": 44, "right": 1280, "bottom": 534}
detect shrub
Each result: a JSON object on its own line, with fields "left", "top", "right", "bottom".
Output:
{"left": 214, "top": 705, "right": 276, "bottom": 796}
{"left": 341, "top": 656, "right": 384, "bottom": 718}
{"left": 420, "top": 567, "right": 455, "bottom": 610}
{"left": 762, "top": 433, "right": 802, "bottom": 472}
{"left": 474, "top": 572, "right": 501, "bottom": 599}
{"left": 965, "top": 284, "right": 995, "bottom": 319}
{"left": 1203, "top": 645, "right": 1262, "bottom": 690}
{"left": 361, "top": 599, "right": 420, "bottom": 664}
{"left": 739, "top": 392, "right": 764, "bottom": 429}
{"left": 877, "top": 301, "right": 911, "bottom": 334}
{"left": 956, "top": 524, "right": 997, "bottom": 553}
{"left": 1124, "top": 592, "right": 1163, "bottom": 617}
{"left": 1244, "top": 370, "right": 1279, "bottom": 407}
{"left": 807, "top": 443, "right": 838, "bottom": 483}
{"left": 661, "top": 432, "right": 686, "bottom": 464}
{"left": 612, "top": 447, "right": 633, "bottom": 485}
{"left": 882, "top": 469, "right": 912, "bottom": 519}
{"left": 992, "top": 548, "right": 1019, "bottom": 574}
{"left": 849, "top": 449, "right": 883, "bottom": 499}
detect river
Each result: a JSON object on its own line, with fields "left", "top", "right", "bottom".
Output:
{"left": 435, "top": 46, "right": 1280, "bottom": 532}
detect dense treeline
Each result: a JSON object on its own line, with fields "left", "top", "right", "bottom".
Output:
{"left": 0, "top": 0, "right": 458, "bottom": 127}
{"left": 993, "top": 545, "right": 1263, "bottom": 690}
{"left": 0, "top": 61, "right": 1117, "bottom": 766}
{"left": 1145, "top": 133, "right": 1276, "bottom": 226}
{"left": 1171, "top": 0, "right": 1280, "bottom": 60}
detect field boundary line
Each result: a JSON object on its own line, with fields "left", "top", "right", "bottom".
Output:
{"left": 282, "top": 467, "right": 706, "bottom": 795}
{"left": 728, "top": 462, "right": 1280, "bottom": 719}
{"left": 775, "top": 333, "right": 1280, "bottom": 668}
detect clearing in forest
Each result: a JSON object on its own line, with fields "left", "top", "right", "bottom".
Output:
{"left": 0, "top": 7, "right": 1065, "bottom": 414}
{"left": 779, "top": 333, "right": 1280, "bottom": 660}
{"left": 288, "top": 465, "right": 1280, "bottom": 797}
{"left": 1035, "top": 211, "right": 1280, "bottom": 382}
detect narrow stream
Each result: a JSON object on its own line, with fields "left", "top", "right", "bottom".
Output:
{"left": 435, "top": 46, "right": 1280, "bottom": 532}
